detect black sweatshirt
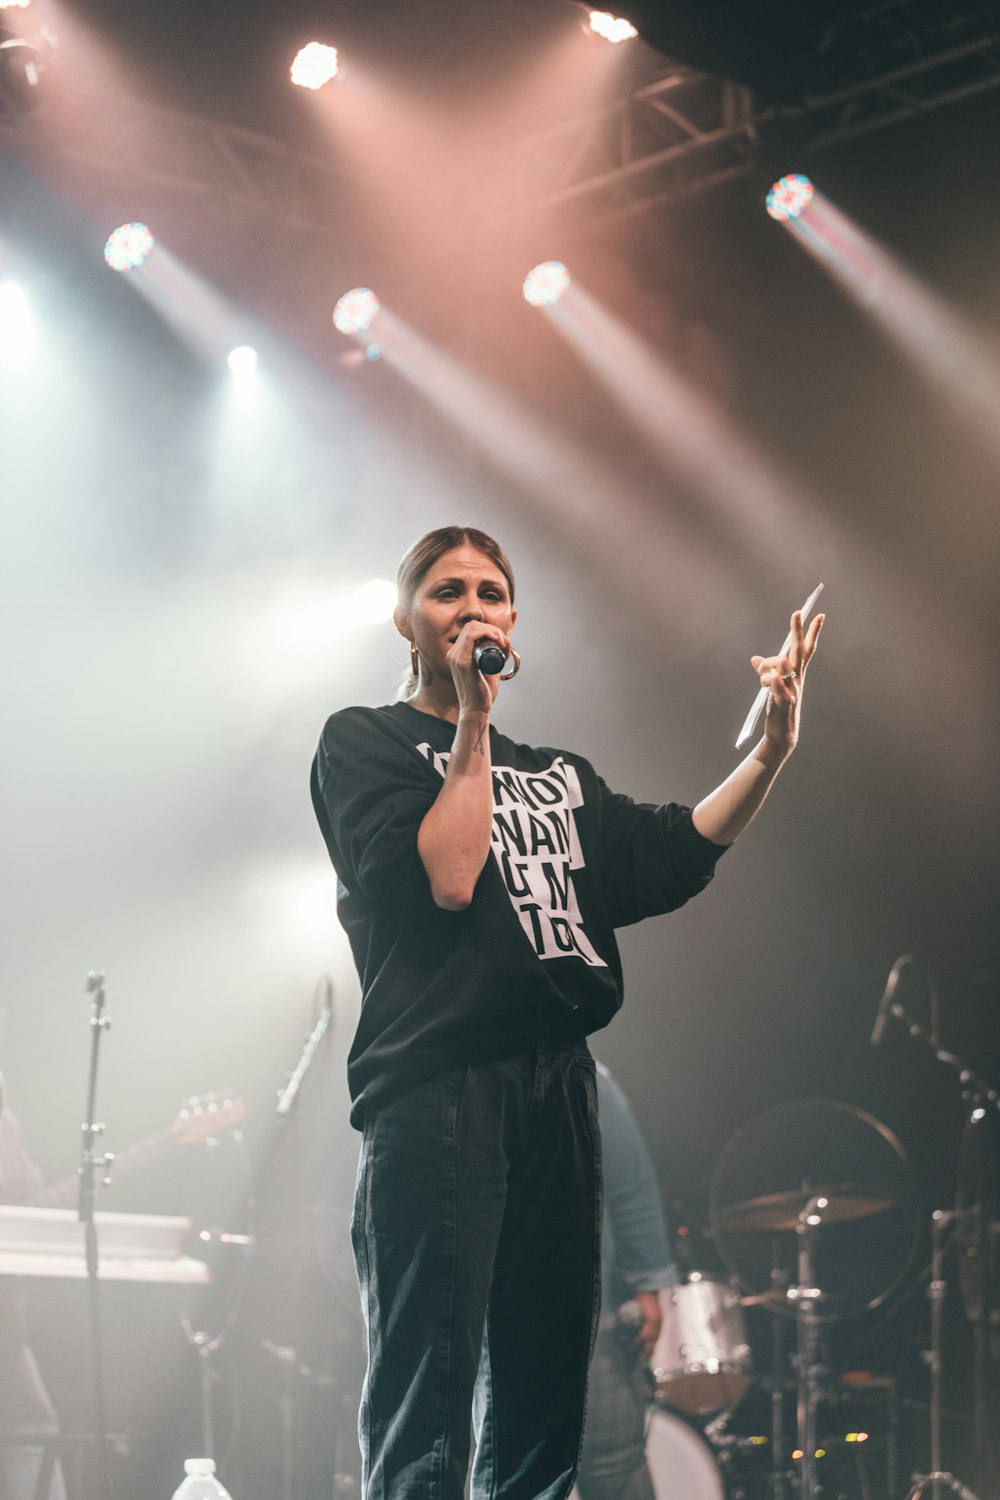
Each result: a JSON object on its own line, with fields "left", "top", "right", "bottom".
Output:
{"left": 311, "top": 701, "right": 726, "bottom": 1127}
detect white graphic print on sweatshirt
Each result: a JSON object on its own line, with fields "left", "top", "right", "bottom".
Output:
{"left": 415, "top": 744, "right": 606, "bottom": 967}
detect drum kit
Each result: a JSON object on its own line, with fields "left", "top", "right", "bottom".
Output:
{"left": 638, "top": 1085, "right": 996, "bottom": 1500}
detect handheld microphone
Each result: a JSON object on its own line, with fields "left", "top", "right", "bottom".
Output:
{"left": 870, "top": 955, "right": 914, "bottom": 1047}
{"left": 474, "top": 641, "right": 507, "bottom": 675}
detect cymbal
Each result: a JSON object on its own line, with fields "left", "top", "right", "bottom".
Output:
{"left": 717, "top": 1183, "right": 901, "bottom": 1233}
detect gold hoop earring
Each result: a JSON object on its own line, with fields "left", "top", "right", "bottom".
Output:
{"left": 499, "top": 648, "right": 521, "bottom": 682}
{"left": 409, "top": 642, "right": 419, "bottom": 675}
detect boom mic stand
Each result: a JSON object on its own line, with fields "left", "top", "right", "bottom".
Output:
{"left": 873, "top": 965, "right": 993, "bottom": 1500}
{"left": 268, "top": 977, "right": 334, "bottom": 1500}
{"left": 78, "top": 970, "right": 114, "bottom": 1500}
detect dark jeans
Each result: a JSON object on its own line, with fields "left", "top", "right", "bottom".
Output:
{"left": 351, "top": 1038, "right": 602, "bottom": 1500}
{"left": 575, "top": 1323, "right": 654, "bottom": 1500}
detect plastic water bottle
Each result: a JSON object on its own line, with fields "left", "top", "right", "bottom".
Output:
{"left": 170, "top": 1458, "right": 233, "bottom": 1499}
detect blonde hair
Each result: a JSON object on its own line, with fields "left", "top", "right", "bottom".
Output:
{"left": 396, "top": 526, "right": 516, "bottom": 699}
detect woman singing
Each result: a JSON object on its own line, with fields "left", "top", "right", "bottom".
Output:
{"left": 311, "top": 525, "right": 823, "bottom": 1500}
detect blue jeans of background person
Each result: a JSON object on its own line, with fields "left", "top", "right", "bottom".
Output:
{"left": 575, "top": 1321, "right": 654, "bottom": 1500}
{"left": 351, "top": 1036, "right": 602, "bottom": 1500}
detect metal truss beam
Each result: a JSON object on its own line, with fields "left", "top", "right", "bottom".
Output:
{"left": 0, "top": 87, "right": 344, "bottom": 240}
{"left": 2, "top": 2, "right": 998, "bottom": 238}
{"left": 479, "top": 2, "right": 1000, "bottom": 223}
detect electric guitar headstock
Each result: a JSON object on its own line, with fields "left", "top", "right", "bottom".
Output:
{"left": 168, "top": 1092, "right": 246, "bottom": 1147}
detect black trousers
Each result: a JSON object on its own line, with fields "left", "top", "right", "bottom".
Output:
{"left": 351, "top": 1037, "right": 602, "bottom": 1500}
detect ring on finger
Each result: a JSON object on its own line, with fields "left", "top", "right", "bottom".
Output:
{"left": 781, "top": 670, "right": 798, "bottom": 681}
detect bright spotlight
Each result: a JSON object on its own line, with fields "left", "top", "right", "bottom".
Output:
{"left": 103, "top": 222, "right": 154, "bottom": 272}
{"left": 766, "top": 173, "right": 815, "bottom": 222}
{"left": 0, "top": 1, "right": 33, "bottom": 9}
{"left": 333, "top": 288, "right": 380, "bottom": 335}
{"left": 0, "top": 281, "right": 33, "bottom": 361}
{"left": 588, "top": 11, "right": 639, "bottom": 43}
{"left": 523, "top": 261, "right": 571, "bottom": 307}
{"left": 351, "top": 579, "right": 397, "bottom": 624}
{"left": 227, "top": 345, "right": 258, "bottom": 376}
{"left": 290, "top": 41, "right": 339, "bottom": 90}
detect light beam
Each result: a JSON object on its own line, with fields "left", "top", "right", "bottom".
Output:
{"left": 772, "top": 183, "right": 1000, "bottom": 474}
{"left": 0, "top": 281, "right": 34, "bottom": 361}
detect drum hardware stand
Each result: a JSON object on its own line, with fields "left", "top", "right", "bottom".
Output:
{"left": 260, "top": 1339, "right": 303, "bottom": 1500}
{"left": 180, "top": 1178, "right": 256, "bottom": 1466}
{"left": 78, "top": 970, "right": 114, "bottom": 1500}
{"left": 789, "top": 1196, "right": 828, "bottom": 1500}
{"left": 903, "top": 1211, "right": 982, "bottom": 1500}
{"left": 180, "top": 1321, "right": 227, "bottom": 1460}
{"left": 703, "top": 1407, "right": 771, "bottom": 1495}
{"left": 764, "top": 1270, "right": 792, "bottom": 1500}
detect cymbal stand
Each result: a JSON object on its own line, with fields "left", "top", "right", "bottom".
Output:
{"left": 902, "top": 1211, "right": 982, "bottom": 1500}
{"left": 790, "top": 1196, "right": 827, "bottom": 1500}
{"left": 761, "top": 1254, "right": 793, "bottom": 1500}
{"left": 926, "top": 1211, "right": 951, "bottom": 1493}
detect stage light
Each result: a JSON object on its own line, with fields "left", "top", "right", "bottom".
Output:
{"left": 227, "top": 345, "right": 258, "bottom": 376}
{"left": 0, "top": 1, "right": 33, "bottom": 10}
{"left": 765, "top": 173, "right": 815, "bottom": 222}
{"left": 0, "top": 281, "right": 33, "bottom": 361}
{"left": 333, "top": 288, "right": 380, "bottom": 335}
{"left": 588, "top": 11, "right": 639, "bottom": 43}
{"left": 290, "top": 42, "right": 339, "bottom": 90}
{"left": 522, "top": 261, "right": 571, "bottom": 307}
{"left": 103, "top": 222, "right": 154, "bottom": 272}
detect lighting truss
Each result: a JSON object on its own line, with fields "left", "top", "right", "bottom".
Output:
{"left": 0, "top": 92, "right": 346, "bottom": 240}
{"left": 476, "top": 0, "right": 1000, "bottom": 224}
{"left": 476, "top": 68, "right": 760, "bottom": 225}
{"left": 1, "top": 1, "right": 998, "bottom": 236}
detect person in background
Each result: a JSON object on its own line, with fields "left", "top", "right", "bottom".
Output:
{"left": 0, "top": 1071, "right": 68, "bottom": 1500}
{"left": 576, "top": 1062, "right": 674, "bottom": 1500}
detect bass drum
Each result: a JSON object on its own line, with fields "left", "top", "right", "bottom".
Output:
{"left": 571, "top": 1409, "right": 726, "bottom": 1500}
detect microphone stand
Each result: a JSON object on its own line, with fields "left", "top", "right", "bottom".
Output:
{"left": 275, "top": 999, "right": 332, "bottom": 1121}
{"left": 874, "top": 978, "right": 994, "bottom": 1500}
{"left": 78, "top": 971, "right": 114, "bottom": 1500}
{"left": 268, "top": 978, "right": 334, "bottom": 1500}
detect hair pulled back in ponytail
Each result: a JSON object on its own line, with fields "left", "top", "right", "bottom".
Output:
{"left": 395, "top": 526, "right": 516, "bottom": 699}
